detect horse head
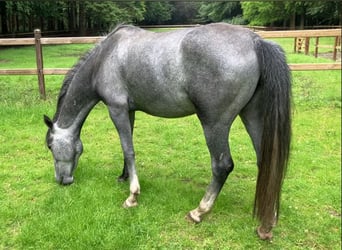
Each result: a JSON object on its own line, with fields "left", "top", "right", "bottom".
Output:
{"left": 44, "top": 115, "right": 83, "bottom": 185}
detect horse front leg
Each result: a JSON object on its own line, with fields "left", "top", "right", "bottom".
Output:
{"left": 108, "top": 107, "right": 140, "bottom": 207}
{"left": 188, "top": 122, "right": 234, "bottom": 223}
{"left": 118, "top": 111, "right": 135, "bottom": 182}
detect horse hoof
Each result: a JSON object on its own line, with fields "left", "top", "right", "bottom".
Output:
{"left": 186, "top": 211, "right": 201, "bottom": 224}
{"left": 123, "top": 199, "right": 138, "bottom": 208}
{"left": 256, "top": 226, "right": 273, "bottom": 240}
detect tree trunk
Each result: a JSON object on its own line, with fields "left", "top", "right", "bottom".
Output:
{"left": 299, "top": 12, "right": 305, "bottom": 30}
{"left": 68, "top": 1, "right": 76, "bottom": 32}
{"left": 289, "top": 12, "right": 296, "bottom": 30}
{"left": 78, "top": 1, "right": 86, "bottom": 36}
{"left": 0, "top": 1, "right": 8, "bottom": 33}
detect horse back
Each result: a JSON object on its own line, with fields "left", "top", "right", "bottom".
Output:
{"left": 97, "top": 24, "right": 260, "bottom": 118}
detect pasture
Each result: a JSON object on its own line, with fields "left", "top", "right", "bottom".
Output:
{"left": 0, "top": 35, "right": 341, "bottom": 249}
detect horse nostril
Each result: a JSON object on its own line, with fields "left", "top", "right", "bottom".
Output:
{"left": 55, "top": 175, "right": 63, "bottom": 185}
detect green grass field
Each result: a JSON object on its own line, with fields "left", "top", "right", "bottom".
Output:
{"left": 0, "top": 33, "right": 341, "bottom": 249}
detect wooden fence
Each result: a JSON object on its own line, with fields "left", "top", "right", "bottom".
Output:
{"left": 0, "top": 28, "right": 341, "bottom": 99}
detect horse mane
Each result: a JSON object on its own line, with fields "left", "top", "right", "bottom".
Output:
{"left": 53, "top": 24, "right": 136, "bottom": 122}
{"left": 52, "top": 50, "right": 92, "bottom": 121}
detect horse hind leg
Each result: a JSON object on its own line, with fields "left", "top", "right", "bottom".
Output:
{"left": 187, "top": 120, "right": 234, "bottom": 223}
{"left": 117, "top": 160, "right": 129, "bottom": 182}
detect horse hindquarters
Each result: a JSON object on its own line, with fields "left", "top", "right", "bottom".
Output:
{"left": 184, "top": 28, "right": 261, "bottom": 225}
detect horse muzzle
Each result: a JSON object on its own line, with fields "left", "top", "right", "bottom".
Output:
{"left": 56, "top": 174, "right": 74, "bottom": 185}
{"left": 54, "top": 160, "right": 76, "bottom": 185}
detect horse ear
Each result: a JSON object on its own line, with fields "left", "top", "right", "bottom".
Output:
{"left": 44, "top": 115, "right": 53, "bottom": 128}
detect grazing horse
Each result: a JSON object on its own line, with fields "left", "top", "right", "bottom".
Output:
{"left": 44, "top": 23, "right": 291, "bottom": 240}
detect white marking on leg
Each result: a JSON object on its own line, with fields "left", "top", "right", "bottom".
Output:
{"left": 123, "top": 174, "right": 140, "bottom": 208}
{"left": 188, "top": 192, "right": 217, "bottom": 223}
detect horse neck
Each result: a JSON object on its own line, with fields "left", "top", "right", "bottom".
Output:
{"left": 55, "top": 74, "right": 99, "bottom": 135}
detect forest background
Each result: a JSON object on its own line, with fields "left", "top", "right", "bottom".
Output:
{"left": 0, "top": 1, "right": 341, "bottom": 37}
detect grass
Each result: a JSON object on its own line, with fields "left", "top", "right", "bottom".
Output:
{"left": 0, "top": 34, "right": 341, "bottom": 249}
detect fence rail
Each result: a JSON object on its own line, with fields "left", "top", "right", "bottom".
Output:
{"left": 1, "top": 29, "right": 340, "bottom": 46}
{"left": 0, "top": 36, "right": 104, "bottom": 46}
{"left": 0, "top": 28, "right": 341, "bottom": 99}
{"left": 2, "top": 62, "right": 341, "bottom": 76}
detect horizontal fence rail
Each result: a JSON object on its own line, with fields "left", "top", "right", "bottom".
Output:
{"left": 258, "top": 29, "right": 341, "bottom": 38}
{"left": 2, "top": 63, "right": 341, "bottom": 76}
{"left": 0, "top": 36, "right": 104, "bottom": 46}
{"left": 0, "top": 28, "right": 341, "bottom": 99}
{"left": 1, "top": 29, "right": 340, "bottom": 46}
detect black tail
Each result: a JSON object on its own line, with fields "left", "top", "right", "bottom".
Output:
{"left": 253, "top": 38, "right": 292, "bottom": 230}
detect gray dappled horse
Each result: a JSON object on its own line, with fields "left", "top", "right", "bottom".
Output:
{"left": 44, "top": 23, "right": 291, "bottom": 240}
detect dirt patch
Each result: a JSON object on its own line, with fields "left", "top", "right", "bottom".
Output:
{"left": 326, "top": 206, "right": 341, "bottom": 218}
{"left": 0, "top": 59, "right": 12, "bottom": 64}
{"left": 317, "top": 52, "right": 341, "bottom": 61}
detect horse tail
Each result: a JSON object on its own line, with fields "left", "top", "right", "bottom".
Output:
{"left": 253, "top": 38, "right": 292, "bottom": 230}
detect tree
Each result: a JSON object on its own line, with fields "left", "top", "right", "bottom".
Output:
{"left": 0, "top": 1, "right": 146, "bottom": 36}
{"left": 198, "top": 2, "right": 243, "bottom": 23}
{"left": 85, "top": 1, "right": 145, "bottom": 32}
{"left": 241, "top": 2, "right": 286, "bottom": 26}
{"left": 1, "top": 0, "right": 340, "bottom": 36}
{"left": 306, "top": 1, "right": 342, "bottom": 26}
{"left": 142, "top": 1, "right": 174, "bottom": 25}
{"left": 242, "top": 1, "right": 341, "bottom": 29}
{"left": 284, "top": 1, "right": 309, "bottom": 29}
{"left": 169, "top": 2, "right": 200, "bottom": 24}
{"left": 0, "top": 1, "right": 8, "bottom": 33}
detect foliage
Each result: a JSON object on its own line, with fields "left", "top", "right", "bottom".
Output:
{"left": 198, "top": 2, "right": 242, "bottom": 23}
{"left": 85, "top": 1, "right": 145, "bottom": 28}
{"left": 227, "top": 15, "right": 247, "bottom": 25}
{"left": 142, "top": 2, "right": 174, "bottom": 25}
{"left": 0, "top": 1, "right": 341, "bottom": 35}
{"left": 0, "top": 1, "right": 147, "bottom": 35}
{"left": 169, "top": 2, "right": 200, "bottom": 25}
{"left": 242, "top": 2, "right": 289, "bottom": 26}
{"left": 242, "top": 1, "right": 341, "bottom": 27}
{"left": 0, "top": 33, "right": 340, "bottom": 249}
{"left": 305, "top": 1, "right": 342, "bottom": 25}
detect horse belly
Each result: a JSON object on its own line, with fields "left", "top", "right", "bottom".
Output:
{"left": 130, "top": 82, "right": 196, "bottom": 118}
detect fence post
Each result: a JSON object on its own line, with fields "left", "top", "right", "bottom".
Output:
{"left": 333, "top": 36, "right": 339, "bottom": 61}
{"left": 304, "top": 37, "right": 310, "bottom": 55}
{"left": 34, "top": 29, "right": 46, "bottom": 99}
{"left": 314, "top": 37, "right": 319, "bottom": 58}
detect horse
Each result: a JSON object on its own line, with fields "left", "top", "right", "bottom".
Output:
{"left": 44, "top": 23, "right": 291, "bottom": 240}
